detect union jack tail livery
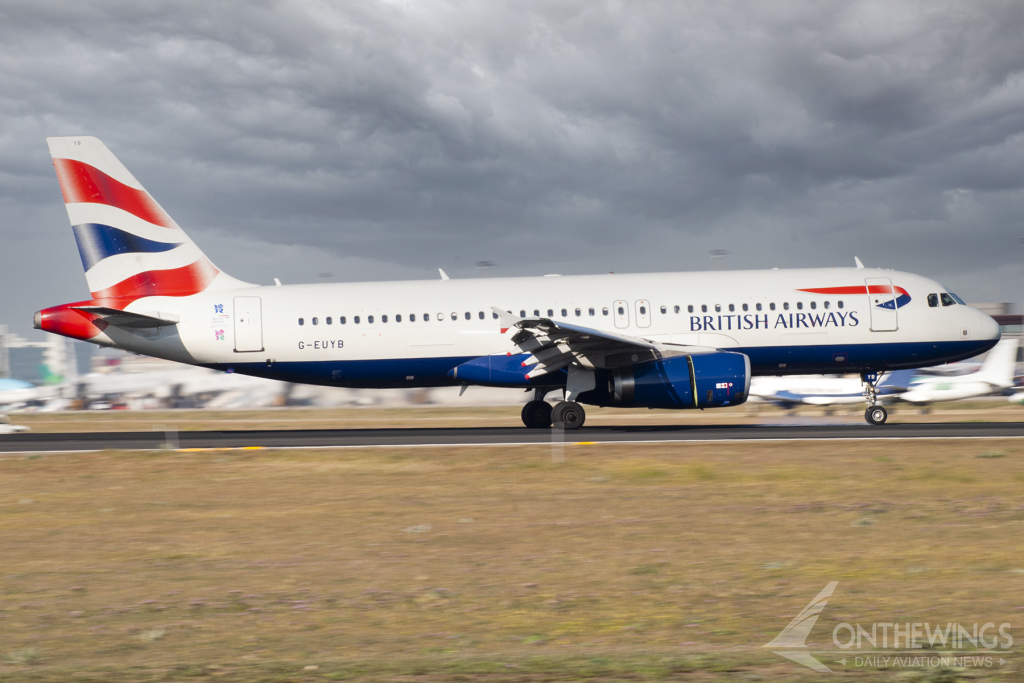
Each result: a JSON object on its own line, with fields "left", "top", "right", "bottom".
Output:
{"left": 46, "top": 136, "right": 247, "bottom": 301}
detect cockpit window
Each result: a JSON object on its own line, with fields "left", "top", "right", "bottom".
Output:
{"left": 927, "top": 294, "right": 939, "bottom": 308}
{"left": 949, "top": 292, "right": 966, "bottom": 305}
{"left": 940, "top": 293, "right": 956, "bottom": 307}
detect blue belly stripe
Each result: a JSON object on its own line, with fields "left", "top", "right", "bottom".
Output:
{"left": 73, "top": 223, "right": 184, "bottom": 271}
{"left": 209, "top": 339, "right": 999, "bottom": 390}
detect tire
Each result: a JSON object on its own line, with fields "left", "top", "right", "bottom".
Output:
{"left": 521, "top": 400, "right": 553, "bottom": 428}
{"left": 865, "top": 405, "right": 888, "bottom": 425}
{"left": 551, "top": 401, "right": 586, "bottom": 430}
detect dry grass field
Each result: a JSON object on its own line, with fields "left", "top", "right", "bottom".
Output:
{"left": 2, "top": 433, "right": 1024, "bottom": 681}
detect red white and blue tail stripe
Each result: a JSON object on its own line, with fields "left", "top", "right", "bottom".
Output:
{"left": 46, "top": 136, "right": 248, "bottom": 303}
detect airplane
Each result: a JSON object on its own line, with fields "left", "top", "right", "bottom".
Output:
{"left": 900, "top": 339, "right": 1018, "bottom": 404}
{"left": 32, "top": 136, "right": 1000, "bottom": 428}
{"left": 0, "top": 377, "right": 62, "bottom": 411}
{"left": 749, "top": 369, "right": 916, "bottom": 408}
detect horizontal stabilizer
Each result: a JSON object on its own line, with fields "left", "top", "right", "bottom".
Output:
{"left": 70, "top": 306, "right": 180, "bottom": 328}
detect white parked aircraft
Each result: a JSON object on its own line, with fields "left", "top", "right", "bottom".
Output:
{"left": 749, "top": 370, "right": 916, "bottom": 408}
{"left": 33, "top": 137, "right": 1000, "bottom": 428}
{"left": 900, "top": 339, "right": 1018, "bottom": 404}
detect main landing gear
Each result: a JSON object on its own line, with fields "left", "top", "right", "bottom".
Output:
{"left": 521, "top": 400, "right": 553, "bottom": 428}
{"left": 521, "top": 390, "right": 587, "bottom": 430}
{"left": 862, "top": 371, "right": 888, "bottom": 426}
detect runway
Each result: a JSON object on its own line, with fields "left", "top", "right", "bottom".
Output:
{"left": 3, "top": 421, "right": 1024, "bottom": 453}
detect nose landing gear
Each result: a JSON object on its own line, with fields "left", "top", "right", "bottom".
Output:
{"left": 865, "top": 405, "right": 888, "bottom": 425}
{"left": 862, "top": 371, "right": 888, "bottom": 426}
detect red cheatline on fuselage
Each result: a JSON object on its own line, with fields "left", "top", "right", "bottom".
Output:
{"left": 797, "top": 285, "right": 909, "bottom": 297}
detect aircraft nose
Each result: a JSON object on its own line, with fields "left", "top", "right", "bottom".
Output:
{"left": 976, "top": 308, "right": 1000, "bottom": 341}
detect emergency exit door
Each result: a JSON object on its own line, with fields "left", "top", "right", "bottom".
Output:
{"left": 613, "top": 300, "right": 629, "bottom": 329}
{"left": 234, "top": 297, "right": 264, "bottom": 352}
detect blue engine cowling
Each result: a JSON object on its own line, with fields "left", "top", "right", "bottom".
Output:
{"left": 581, "top": 352, "right": 751, "bottom": 409}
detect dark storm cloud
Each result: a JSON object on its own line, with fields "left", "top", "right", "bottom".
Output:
{"left": 2, "top": 0, "right": 1024, "bottom": 336}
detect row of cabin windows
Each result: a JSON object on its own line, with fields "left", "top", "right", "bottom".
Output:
{"left": 298, "top": 311, "right": 502, "bottom": 326}
{"left": 663, "top": 301, "right": 843, "bottom": 314}
{"left": 926, "top": 292, "right": 964, "bottom": 307}
{"left": 297, "top": 300, "right": 849, "bottom": 326}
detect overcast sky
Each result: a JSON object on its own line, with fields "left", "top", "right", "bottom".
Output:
{"left": 2, "top": 0, "right": 1023, "bottom": 338}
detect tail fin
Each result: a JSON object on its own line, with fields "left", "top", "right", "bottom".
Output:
{"left": 46, "top": 136, "right": 250, "bottom": 302}
{"left": 975, "top": 339, "right": 1018, "bottom": 388}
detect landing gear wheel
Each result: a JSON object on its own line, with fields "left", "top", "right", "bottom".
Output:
{"left": 521, "top": 400, "right": 553, "bottom": 428}
{"left": 865, "top": 405, "right": 888, "bottom": 426}
{"left": 551, "top": 401, "right": 586, "bottom": 430}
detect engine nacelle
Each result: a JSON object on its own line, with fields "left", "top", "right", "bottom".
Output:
{"left": 582, "top": 352, "right": 750, "bottom": 409}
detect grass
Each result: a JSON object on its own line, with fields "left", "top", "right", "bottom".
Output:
{"left": 1, "top": 437, "right": 1023, "bottom": 681}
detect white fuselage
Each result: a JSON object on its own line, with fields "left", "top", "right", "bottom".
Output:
{"left": 89, "top": 266, "right": 998, "bottom": 389}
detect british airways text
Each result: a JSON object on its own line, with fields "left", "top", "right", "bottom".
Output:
{"left": 690, "top": 312, "right": 860, "bottom": 331}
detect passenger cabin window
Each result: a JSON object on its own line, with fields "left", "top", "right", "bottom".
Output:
{"left": 796, "top": 302, "right": 802, "bottom": 310}
{"left": 326, "top": 317, "right": 332, "bottom": 324}
{"left": 927, "top": 294, "right": 938, "bottom": 307}
{"left": 701, "top": 305, "right": 708, "bottom": 313}
{"left": 838, "top": 301, "right": 844, "bottom": 309}
{"left": 660, "top": 305, "right": 667, "bottom": 314}
{"left": 688, "top": 305, "right": 694, "bottom": 313}
{"left": 728, "top": 303, "right": 735, "bottom": 312}
{"left": 312, "top": 317, "right": 319, "bottom": 325}
{"left": 755, "top": 303, "right": 762, "bottom": 311}
{"left": 589, "top": 308, "right": 595, "bottom": 316}
{"left": 340, "top": 316, "right": 346, "bottom": 324}
{"left": 298, "top": 317, "right": 304, "bottom": 326}
{"left": 714, "top": 304, "right": 721, "bottom": 312}
{"left": 561, "top": 308, "right": 567, "bottom": 317}
{"left": 674, "top": 305, "right": 680, "bottom": 314}
{"left": 769, "top": 303, "right": 776, "bottom": 311}
{"left": 451, "top": 312, "right": 457, "bottom": 320}
{"left": 464, "top": 312, "right": 470, "bottom": 320}
{"left": 940, "top": 293, "right": 956, "bottom": 306}
{"left": 410, "top": 314, "right": 416, "bottom": 322}
{"left": 575, "top": 308, "right": 581, "bottom": 316}
{"left": 478, "top": 311, "right": 485, "bottom": 319}
{"left": 617, "top": 306, "right": 625, "bottom": 315}
{"left": 520, "top": 310, "right": 526, "bottom": 317}
{"left": 783, "top": 302, "right": 790, "bottom": 310}
{"left": 602, "top": 307, "right": 609, "bottom": 315}
{"left": 639, "top": 305, "right": 646, "bottom": 315}
{"left": 382, "top": 315, "right": 388, "bottom": 323}
{"left": 824, "top": 301, "right": 830, "bottom": 309}
{"left": 354, "top": 316, "right": 360, "bottom": 324}
{"left": 534, "top": 309, "right": 540, "bottom": 316}
{"left": 809, "top": 302, "right": 816, "bottom": 310}
{"left": 548, "top": 309, "right": 554, "bottom": 317}
{"left": 368, "top": 315, "right": 374, "bottom": 324}
{"left": 741, "top": 303, "right": 747, "bottom": 312}
{"left": 396, "top": 314, "right": 402, "bottom": 322}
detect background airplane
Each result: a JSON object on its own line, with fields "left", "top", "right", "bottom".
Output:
{"left": 749, "top": 370, "right": 916, "bottom": 408}
{"left": 900, "top": 339, "right": 1018, "bottom": 404}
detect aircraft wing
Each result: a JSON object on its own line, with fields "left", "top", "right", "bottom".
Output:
{"left": 71, "top": 306, "right": 180, "bottom": 328}
{"left": 491, "top": 308, "right": 714, "bottom": 379}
